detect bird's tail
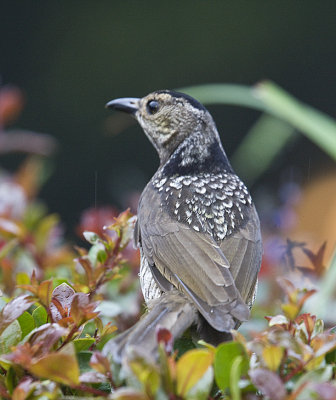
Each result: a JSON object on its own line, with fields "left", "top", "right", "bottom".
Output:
{"left": 102, "top": 290, "right": 198, "bottom": 364}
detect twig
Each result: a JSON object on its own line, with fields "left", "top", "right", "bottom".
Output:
{"left": 58, "top": 324, "right": 79, "bottom": 351}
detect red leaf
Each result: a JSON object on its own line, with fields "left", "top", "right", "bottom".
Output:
{"left": 297, "top": 289, "right": 317, "bottom": 309}
{"left": 76, "top": 257, "right": 93, "bottom": 286}
{"left": 156, "top": 326, "right": 173, "bottom": 353}
{"left": 302, "top": 242, "right": 327, "bottom": 276}
{"left": 296, "top": 313, "right": 316, "bottom": 341}
{"left": 49, "top": 283, "right": 75, "bottom": 321}
{"left": 0, "top": 218, "right": 23, "bottom": 237}
{"left": 0, "top": 85, "right": 24, "bottom": 126}
{"left": 249, "top": 368, "right": 286, "bottom": 400}
{"left": 5, "top": 323, "right": 68, "bottom": 366}
{"left": 277, "top": 277, "right": 296, "bottom": 298}
{"left": 37, "top": 280, "right": 53, "bottom": 307}
{"left": 16, "top": 284, "right": 37, "bottom": 295}
{"left": 79, "top": 371, "right": 107, "bottom": 383}
{"left": 313, "top": 382, "right": 336, "bottom": 400}
{"left": 29, "top": 323, "right": 68, "bottom": 356}
{"left": 12, "top": 377, "right": 34, "bottom": 400}
{"left": 0, "top": 383, "right": 10, "bottom": 400}
{"left": 5, "top": 342, "right": 35, "bottom": 367}
{"left": 77, "top": 206, "right": 118, "bottom": 238}
{"left": 90, "top": 351, "right": 111, "bottom": 375}
{"left": 0, "top": 295, "right": 35, "bottom": 334}
{"left": 29, "top": 343, "right": 80, "bottom": 386}
{"left": 110, "top": 388, "right": 148, "bottom": 400}
{"left": 70, "top": 293, "right": 99, "bottom": 326}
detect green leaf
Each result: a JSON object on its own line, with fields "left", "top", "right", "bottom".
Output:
{"left": 254, "top": 81, "right": 336, "bottom": 160}
{"left": 0, "top": 320, "right": 22, "bottom": 354}
{"left": 32, "top": 305, "right": 48, "bottom": 327}
{"left": 16, "top": 272, "right": 30, "bottom": 286}
{"left": 180, "top": 81, "right": 336, "bottom": 170}
{"left": 96, "top": 332, "right": 115, "bottom": 350}
{"left": 52, "top": 278, "right": 72, "bottom": 289}
{"left": 5, "top": 366, "right": 16, "bottom": 394}
{"left": 230, "top": 356, "right": 242, "bottom": 400}
{"left": 22, "top": 202, "right": 47, "bottom": 231}
{"left": 176, "top": 348, "right": 214, "bottom": 397}
{"left": 186, "top": 365, "right": 214, "bottom": 400}
{"left": 174, "top": 336, "right": 196, "bottom": 357}
{"left": 89, "top": 243, "right": 107, "bottom": 266}
{"left": 262, "top": 345, "right": 284, "bottom": 371}
{"left": 129, "top": 357, "right": 160, "bottom": 397}
{"left": 214, "top": 342, "right": 248, "bottom": 392}
{"left": 97, "top": 248, "right": 108, "bottom": 263}
{"left": 73, "top": 338, "right": 95, "bottom": 352}
{"left": 179, "top": 83, "right": 264, "bottom": 111}
{"left": 17, "top": 311, "right": 35, "bottom": 339}
{"left": 281, "top": 303, "right": 300, "bottom": 321}
{"left": 0, "top": 238, "right": 19, "bottom": 260}
{"left": 77, "top": 351, "right": 93, "bottom": 373}
{"left": 326, "top": 348, "right": 336, "bottom": 364}
{"left": 35, "top": 214, "right": 59, "bottom": 252}
{"left": 231, "top": 115, "right": 296, "bottom": 184}
{"left": 83, "top": 231, "right": 100, "bottom": 244}
{"left": 157, "top": 344, "right": 174, "bottom": 394}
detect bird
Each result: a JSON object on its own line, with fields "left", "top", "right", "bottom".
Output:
{"left": 103, "top": 90, "right": 262, "bottom": 363}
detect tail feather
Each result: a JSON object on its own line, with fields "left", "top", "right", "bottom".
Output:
{"left": 102, "top": 291, "right": 198, "bottom": 364}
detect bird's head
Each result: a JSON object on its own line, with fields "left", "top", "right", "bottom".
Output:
{"left": 106, "top": 90, "right": 218, "bottom": 164}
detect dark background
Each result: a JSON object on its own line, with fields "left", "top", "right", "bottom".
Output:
{"left": 1, "top": 1, "right": 336, "bottom": 234}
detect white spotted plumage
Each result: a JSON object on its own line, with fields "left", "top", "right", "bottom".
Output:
{"left": 152, "top": 171, "right": 252, "bottom": 241}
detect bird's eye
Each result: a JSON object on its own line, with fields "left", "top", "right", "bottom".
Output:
{"left": 146, "top": 100, "right": 160, "bottom": 115}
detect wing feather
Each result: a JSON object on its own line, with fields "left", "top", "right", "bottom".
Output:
{"left": 137, "top": 188, "right": 261, "bottom": 332}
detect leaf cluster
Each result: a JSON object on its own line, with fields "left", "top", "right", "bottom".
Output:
{"left": 1, "top": 81, "right": 336, "bottom": 398}
{"left": 0, "top": 205, "right": 136, "bottom": 397}
{"left": 108, "top": 274, "right": 336, "bottom": 400}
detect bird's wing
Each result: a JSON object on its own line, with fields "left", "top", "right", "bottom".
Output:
{"left": 218, "top": 205, "right": 262, "bottom": 308}
{"left": 138, "top": 208, "right": 253, "bottom": 332}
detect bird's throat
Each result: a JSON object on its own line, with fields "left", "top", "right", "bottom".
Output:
{"left": 162, "top": 134, "right": 233, "bottom": 177}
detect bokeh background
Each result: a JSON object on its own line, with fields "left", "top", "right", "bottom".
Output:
{"left": 1, "top": 1, "right": 336, "bottom": 263}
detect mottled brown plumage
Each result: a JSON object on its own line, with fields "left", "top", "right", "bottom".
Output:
{"left": 103, "top": 90, "right": 262, "bottom": 363}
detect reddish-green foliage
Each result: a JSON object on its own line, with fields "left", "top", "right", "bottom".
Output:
{"left": 0, "top": 84, "right": 335, "bottom": 399}
{"left": 0, "top": 201, "right": 136, "bottom": 396}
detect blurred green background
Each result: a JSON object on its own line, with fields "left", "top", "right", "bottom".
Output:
{"left": 1, "top": 1, "right": 336, "bottom": 235}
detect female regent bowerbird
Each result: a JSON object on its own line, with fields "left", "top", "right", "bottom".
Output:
{"left": 103, "top": 90, "right": 262, "bottom": 362}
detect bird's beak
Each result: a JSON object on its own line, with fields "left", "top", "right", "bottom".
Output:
{"left": 105, "top": 97, "right": 139, "bottom": 114}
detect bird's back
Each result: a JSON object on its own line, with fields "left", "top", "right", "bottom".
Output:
{"left": 136, "top": 134, "right": 262, "bottom": 333}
